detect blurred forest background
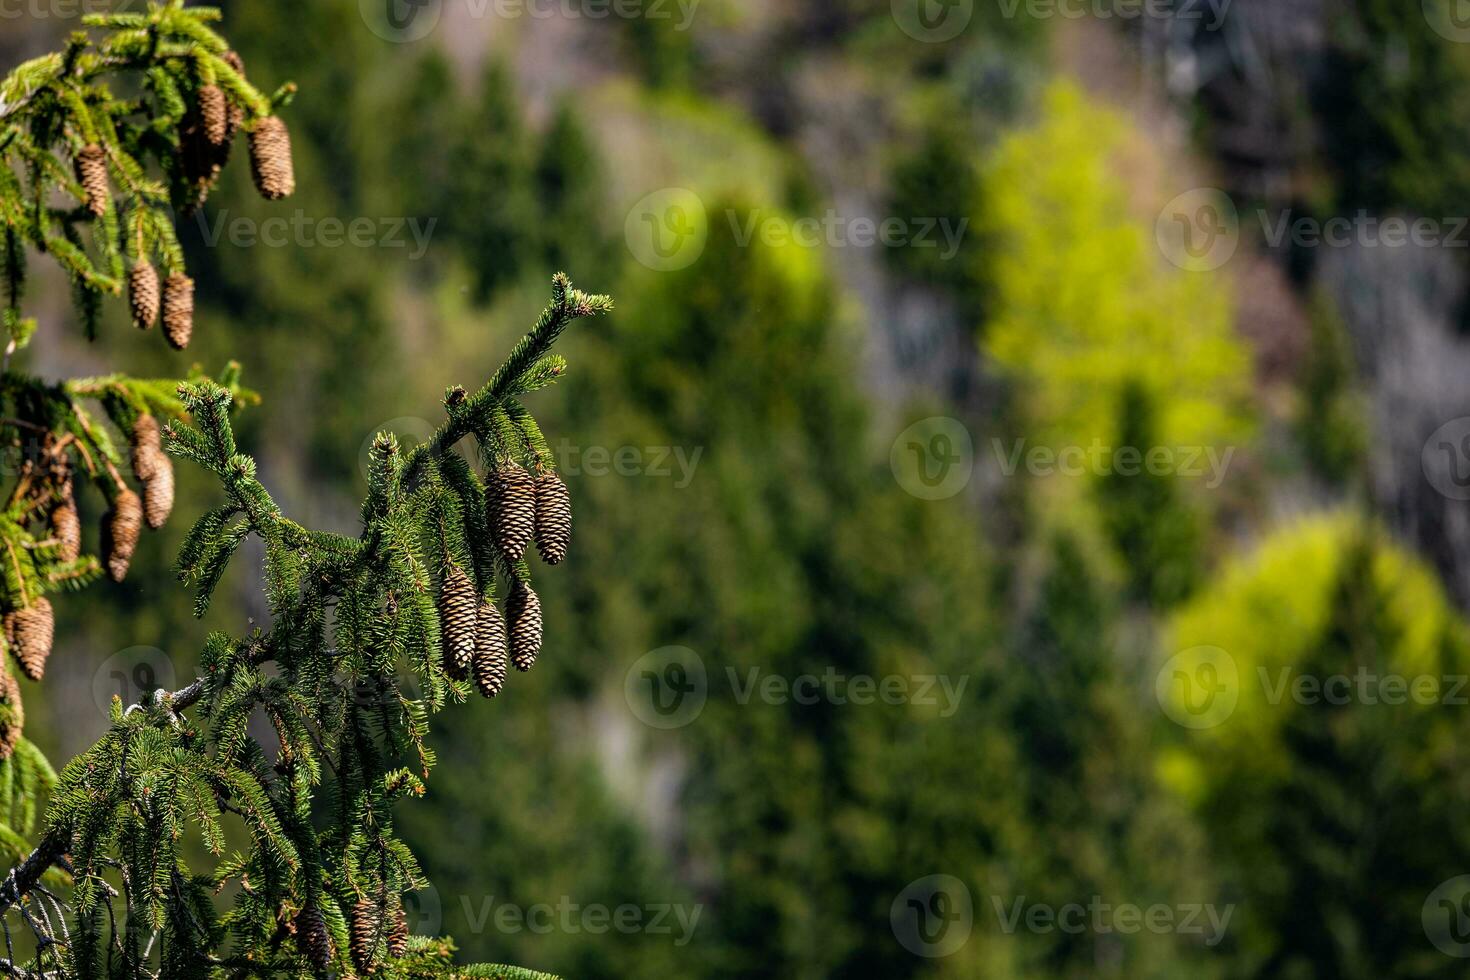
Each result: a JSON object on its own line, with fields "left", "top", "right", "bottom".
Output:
{"left": 9, "top": 0, "right": 1470, "bottom": 976}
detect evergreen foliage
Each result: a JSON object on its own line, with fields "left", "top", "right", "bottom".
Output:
{"left": 882, "top": 115, "right": 984, "bottom": 318}
{"left": 0, "top": 11, "right": 608, "bottom": 977}
{"left": 1297, "top": 291, "right": 1367, "bottom": 488}
{"left": 0, "top": 0, "right": 287, "bottom": 870}
{"left": 0, "top": 275, "right": 609, "bottom": 978}
{"left": 1165, "top": 515, "right": 1470, "bottom": 975}
{"left": 447, "top": 62, "right": 537, "bottom": 305}
{"left": 1095, "top": 381, "right": 1204, "bottom": 607}
{"left": 1318, "top": 0, "right": 1470, "bottom": 216}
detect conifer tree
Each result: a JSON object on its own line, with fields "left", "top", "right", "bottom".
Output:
{"left": 447, "top": 62, "right": 537, "bottom": 304}
{"left": 0, "top": 1, "right": 292, "bottom": 862}
{"left": 0, "top": 8, "right": 608, "bottom": 977}
{"left": 1095, "top": 381, "right": 1204, "bottom": 607}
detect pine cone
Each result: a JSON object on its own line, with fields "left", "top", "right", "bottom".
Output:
{"left": 129, "top": 261, "right": 160, "bottom": 330}
{"left": 162, "top": 273, "right": 195, "bottom": 350}
{"left": 6, "top": 599, "right": 53, "bottom": 682}
{"left": 534, "top": 472, "right": 572, "bottom": 565}
{"left": 73, "top": 143, "right": 109, "bottom": 216}
{"left": 350, "top": 898, "right": 379, "bottom": 972}
{"left": 222, "top": 52, "right": 247, "bottom": 139}
{"left": 132, "top": 415, "right": 163, "bottom": 482}
{"left": 507, "top": 581, "right": 542, "bottom": 673}
{"left": 249, "top": 116, "right": 295, "bottom": 200}
{"left": 0, "top": 670, "right": 22, "bottom": 761}
{"left": 473, "top": 598, "right": 508, "bottom": 698}
{"left": 104, "top": 489, "right": 143, "bottom": 582}
{"left": 386, "top": 899, "right": 409, "bottom": 957}
{"left": 488, "top": 466, "right": 536, "bottom": 561}
{"left": 294, "top": 904, "right": 332, "bottom": 973}
{"left": 198, "top": 84, "right": 229, "bottom": 146}
{"left": 52, "top": 499, "right": 81, "bottom": 563}
{"left": 144, "top": 456, "right": 175, "bottom": 531}
{"left": 438, "top": 562, "right": 476, "bottom": 681}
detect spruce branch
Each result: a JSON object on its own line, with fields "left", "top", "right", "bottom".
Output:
{"left": 0, "top": 278, "right": 601, "bottom": 980}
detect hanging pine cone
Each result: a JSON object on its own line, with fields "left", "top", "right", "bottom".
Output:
{"left": 0, "top": 670, "right": 22, "bottom": 761}
{"left": 438, "top": 562, "right": 477, "bottom": 681}
{"left": 294, "top": 904, "right": 332, "bottom": 973}
{"left": 222, "top": 52, "right": 247, "bottom": 138}
{"left": 507, "top": 581, "right": 542, "bottom": 673}
{"left": 249, "top": 116, "right": 295, "bottom": 200}
{"left": 129, "top": 261, "right": 160, "bottom": 330}
{"left": 386, "top": 898, "right": 409, "bottom": 957}
{"left": 52, "top": 499, "right": 81, "bottom": 563}
{"left": 5, "top": 599, "right": 53, "bottom": 683}
{"left": 534, "top": 472, "right": 572, "bottom": 565}
{"left": 350, "top": 898, "right": 379, "bottom": 972}
{"left": 198, "top": 84, "right": 228, "bottom": 146}
{"left": 144, "top": 456, "right": 175, "bottom": 531}
{"left": 131, "top": 414, "right": 163, "bottom": 482}
{"left": 162, "top": 273, "right": 195, "bottom": 350}
{"left": 473, "top": 599, "right": 508, "bottom": 698}
{"left": 104, "top": 489, "right": 143, "bottom": 582}
{"left": 73, "top": 143, "right": 109, "bottom": 216}
{"left": 488, "top": 465, "right": 536, "bottom": 561}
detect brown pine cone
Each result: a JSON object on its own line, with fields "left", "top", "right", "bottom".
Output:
{"left": 144, "top": 457, "right": 175, "bottom": 531}
{"left": 73, "top": 143, "right": 109, "bottom": 216}
{"left": 294, "top": 904, "right": 332, "bottom": 973}
{"left": 386, "top": 898, "right": 409, "bottom": 957}
{"left": 222, "top": 52, "right": 247, "bottom": 139}
{"left": 473, "top": 598, "right": 508, "bottom": 698}
{"left": 129, "top": 261, "right": 160, "bottom": 330}
{"left": 52, "top": 499, "right": 81, "bottom": 563}
{"left": 162, "top": 273, "right": 195, "bottom": 350}
{"left": 198, "top": 84, "right": 228, "bottom": 146}
{"left": 6, "top": 599, "right": 53, "bottom": 682}
{"left": 507, "top": 581, "right": 542, "bottom": 673}
{"left": 104, "top": 489, "right": 143, "bottom": 582}
{"left": 249, "top": 116, "right": 295, "bottom": 200}
{"left": 350, "top": 898, "right": 379, "bottom": 972}
{"left": 132, "top": 415, "right": 163, "bottom": 482}
{"left": 0, "top": 670, "right": 22, "bottom": 761}
{"left": 488, "top": 466, "right": 536, "bottom": 561}
{"left": 534, "top": 472, "right": 572, "bottom": 565}
{"left": 438, "top": 562, "right": 476, "bottom": 681}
